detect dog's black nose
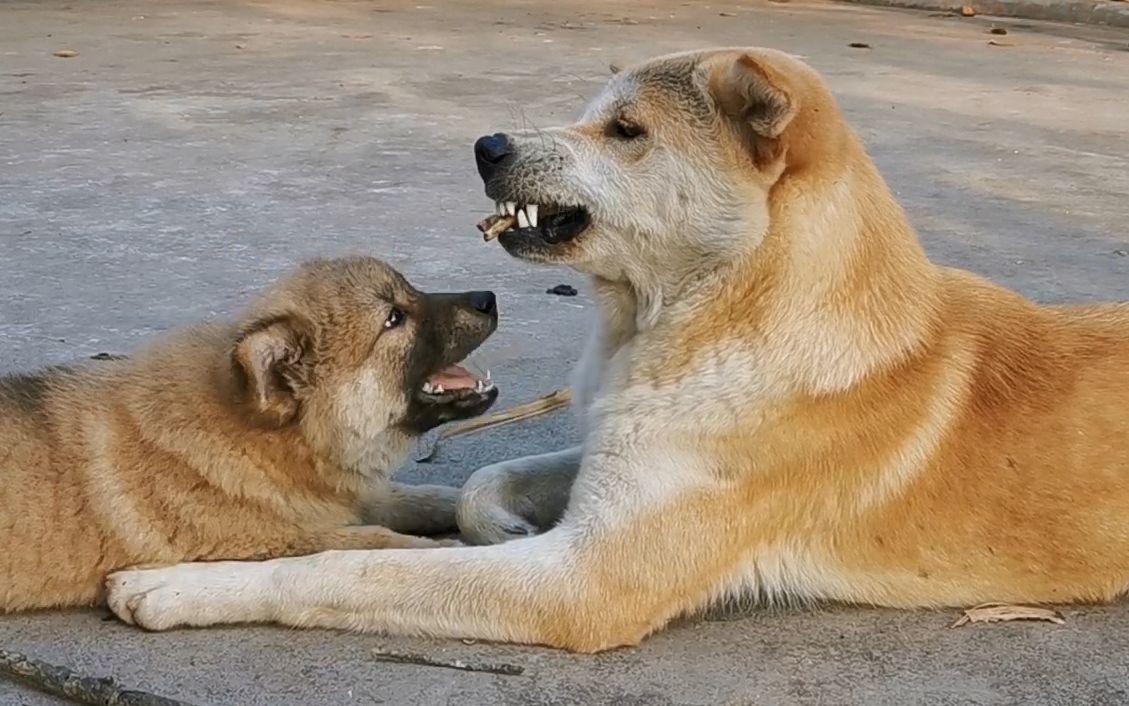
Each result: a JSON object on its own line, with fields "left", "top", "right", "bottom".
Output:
{"left": 466, "top": 290, "right": 497, "bottom": 315}
{"left": 474, "top": 133, "right": 512, "bottom": 182}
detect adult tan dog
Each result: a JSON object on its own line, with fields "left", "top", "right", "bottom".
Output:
{"left": 106, "top": 47, "right": 1129, "bottom": 651}
{"left": 1, "top": 256, "right": 498, "bottom": 612}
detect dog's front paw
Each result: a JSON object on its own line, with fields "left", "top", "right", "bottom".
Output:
{"left": 106, "top": 562, "right": 268, "bottom": 631}
{"left": 106, "top": 567, "right": 194, "bottom": 631}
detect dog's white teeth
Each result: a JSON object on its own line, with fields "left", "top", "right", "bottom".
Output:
{"left": 485, "top": 369, "right": 492, "bottom": 381}
{"left": 474, "top": 379, "right": 485, "bottom": 393}
{"left": 517, "top": 208, "right": 530, "bottom": 229}
{"left": 422, "top": 382, "right": 434, "bottom": 394}
{"left": 504, "top": 201, "right": 516, "bottom": 216}
{"left": 527, "top": 204, "right": 538, "bottom": 227}
{"left": 495, "top": 201, "right": 504, "bottom": 216}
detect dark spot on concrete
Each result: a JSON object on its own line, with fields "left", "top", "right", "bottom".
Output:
{"left": 546, "top": 284, "right": 578, "bottom": 297}
{"left": 90, "top": 352, "right": 128, "bottom": 361}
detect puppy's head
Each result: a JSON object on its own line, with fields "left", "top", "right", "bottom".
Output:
{"left": 473, "top": 48, "right": 844, "bottom": 280}
{"left": 230, "top": 256, "right": 498, "bottom": 470}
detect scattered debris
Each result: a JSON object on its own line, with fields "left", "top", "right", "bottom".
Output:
{"left": 988, "top": 40, "right": 1015, "bottom": 47}
{"left": 372, "top": 647, "right": 524, "bottom": 676}
{"left": 848, "top": 42, "right": 872, "bottom": 49}
{"left": 89, "top": 352, "right": 127, "bottom": 361}
{"left": 960, "top": 5, "right": 976, "bottom": 16}
{"left": 989, "top": 27, "right": 1008, "bottom": 35}
{"left": 719, "top": 11, "right": 736, "bottom": 17}
{"left": 546, "top": 284, "right": 578, "bottom": 297}
{"left": 414, "top": 388, "right": 572, "bottom": 462}
{"left": 0, "top": 649, "right": 194, "bottom": 706}
{"left": 950, "top": 603, "right": 1065, "bottom": 628}
{"left": 52, "top": 49, "right": 78, "bottom": 58}
{"left": 234, "top": 43, "right": 246, "bottom": 49}
{"left": 1114, "top": 249, "right": 1127, "bottom": 257}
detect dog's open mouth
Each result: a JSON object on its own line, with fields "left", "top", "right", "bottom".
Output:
{"left": 420, "top": 363, "right": 494, "bottom": 397}
{"left": 478, "top": 201, "right": 591, "bottom": 245}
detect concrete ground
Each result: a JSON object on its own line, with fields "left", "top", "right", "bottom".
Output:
{"left": 2, "top": 1, "right": 1128, "bottom": 704}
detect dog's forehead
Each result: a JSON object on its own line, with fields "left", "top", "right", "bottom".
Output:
{"left": 581, "top": 58, "right": 708, "bottom": 121}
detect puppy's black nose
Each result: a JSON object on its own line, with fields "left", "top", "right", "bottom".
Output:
{"left": 474, "top": 133, "right": 512, "bottom": 182}
{"left": 466, "top": 290, "right": 497, "bottom": 315}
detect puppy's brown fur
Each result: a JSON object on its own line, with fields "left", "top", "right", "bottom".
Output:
{"left": 105, "top": 48, "right": 1129, "bottom": 652}
{"left": 1, "top": 256, "right": 498, "bottom": 612}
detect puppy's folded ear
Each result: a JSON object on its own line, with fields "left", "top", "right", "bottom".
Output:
{"left": 711, "top": 53, "right": 796, "bottom": 139}
{"left": 231, "top": 316, "right": 316, "bottom": 426}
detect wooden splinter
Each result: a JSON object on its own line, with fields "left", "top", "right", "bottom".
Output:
{"left": 476, "top": 214, "right": 517, "bottom": 242}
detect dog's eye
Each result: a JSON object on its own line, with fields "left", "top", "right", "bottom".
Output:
{"left": 384, "top": 308, "right": 405, "bottom": 330}
{"left": 611, "top": 118, "right": 645, "bottom": 140}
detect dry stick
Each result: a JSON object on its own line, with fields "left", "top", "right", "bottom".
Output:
{"left": 0, "top": 649, "right": 195, "bottom": 706}
{"left": 440, "top": 388, "right": 571, "bottom": 441}
{"left": 416, "top": 388, "right": 572, "bottom": 462}
{"left": 476, "top": 214, "right": 517, "bottom": 241}
{"left": 372, "top": 647, "right": 524, "bottom": 676}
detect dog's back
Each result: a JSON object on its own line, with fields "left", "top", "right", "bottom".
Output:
{"left": 0, "top": 363, "right": 128, "bottom": 609}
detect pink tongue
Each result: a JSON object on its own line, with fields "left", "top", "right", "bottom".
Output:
{"left": 428, "top": 365, "right": 477, "bottom": 390}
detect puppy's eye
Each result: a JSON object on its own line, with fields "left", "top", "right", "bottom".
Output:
{"left": 384, "top": 308, "right": 405, "bottom": 330}
{"left": 611, "top": 118, "right": 645, "bottom": 140}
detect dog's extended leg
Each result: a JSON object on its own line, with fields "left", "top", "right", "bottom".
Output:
{"left": 105, "top": 451, "right": 746, "bottom": 652}
{"left": 456, "top": 446, "right": 583, "bottom": 544}
{"left": 285, "top": 525, "right": 460, "bottom": 553}
{"left": 361, "top": 483, "right": 461, "bottom": 536}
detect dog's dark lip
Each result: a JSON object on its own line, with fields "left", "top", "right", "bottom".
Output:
{"left": 493, "top": 204, "right": 591, "bottom": 247}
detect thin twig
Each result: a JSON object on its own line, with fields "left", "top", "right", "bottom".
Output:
{"left": 371, "top": 647, "right": 524, "bottom": 676}
{"left": 415, "top": 388, "right": 572, "bottom": 462}
{"left": 0, "top": 649, "right": 195, "bottom": 706}
{"left": 439, "top": 388, "right": 571, "bottom": 441}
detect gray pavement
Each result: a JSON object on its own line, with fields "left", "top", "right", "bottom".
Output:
{"left": 845, "top": 0, "right": 1129, "bottom": 29}
{"left": 2, "top": 1, "right": 1129, "bottom": 704}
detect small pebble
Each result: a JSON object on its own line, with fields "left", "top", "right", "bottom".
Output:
{"left": 546, "top": 284, "right": 578, "bottom": 297}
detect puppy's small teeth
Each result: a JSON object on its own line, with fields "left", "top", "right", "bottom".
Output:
{"left": 527, "top": 204, "right": 538, "bottom": 227}
{"left": 517, "top": 209, "right": 530, "bottom": 229}
{"left": 434, "top": 384, "right": 445, "bottom": 394}
{"left": 504, "top": 201, "right": 516, "bottom": 216}
{"left": 495, "top": 201, "right": 504, "bottom": 216}
{"left": 422, "top": 382, "right": 434, "bottom": 394}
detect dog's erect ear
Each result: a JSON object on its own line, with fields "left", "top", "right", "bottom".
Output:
{"left": 231, "top": 316, "right": 316, "bottom": 426}
{"left": 711, "top": 54, "right": 796, "bottom": 139}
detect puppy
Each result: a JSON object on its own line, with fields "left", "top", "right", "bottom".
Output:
{"left": 0, "top": 256, "right": 498, "bottom": 612}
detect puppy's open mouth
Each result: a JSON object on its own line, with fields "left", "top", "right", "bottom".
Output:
{"left": 420, "top": 363, "right": 494, "bottom": 398}
{"left": 478, "top": 201, "right": 591, "bottom": 245}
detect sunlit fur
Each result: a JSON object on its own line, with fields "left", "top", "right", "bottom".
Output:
{"left": 1, "top": 257, "right": 476, "bottom": 612}
{"left": 106, "top": 48, "right": 1129, "bottom": 653}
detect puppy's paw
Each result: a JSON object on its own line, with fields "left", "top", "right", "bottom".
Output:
{"left": 458, "top": 504, "right": 538, "bottom": 546}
